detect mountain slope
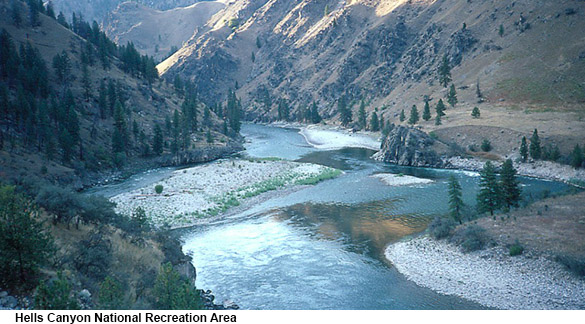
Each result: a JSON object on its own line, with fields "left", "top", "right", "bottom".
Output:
{"left": 0, "top": 0, "right": 236, "bottom": 188}
{"left": 158, "top": 0, "right": 585, "bottom": 158}
{"left": 103, "top": 1, "right": 225, "bottom": 61}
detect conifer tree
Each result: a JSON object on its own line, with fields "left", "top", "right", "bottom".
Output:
{"left": 476, "top": 79, "right": 482, "bottom": 99}
{"left": 81, "top": 63, "right": 92, "bottom": 101}
{"left": 98, "top": 80, "right": 107, "bottom": 119}
{"left": 471, "top": 107, "right": 480, "bottom": 118}
{"left": 448, "top": 176, "right": 464, "bottom": 224}
{"left": 152, "top": 124, "right": 163, "bottom": 156}
{"left": 477, "top": 161, "right": 500, "bottom": 216}
{"left": 500, "top": 159, "right": 521, "bottom": 211}
{"left": 310, "top": 101, "right": 321, "bottom": 124}
{"left": 357, "top": 100, "right": 367, "bottom": 130}
{"left": 399, "top": 109, "right": 405, "bottom": 122}
{"left": 571, "top": 144, "right": 583, "bottom": 168}
{"left": 520, "top": 136, "right": 528, "bottom": 162}
{"left": 379, "top": 114, "right": 385, "bottom": 131}
{"left": 438, "top": 55, "right": 452, "bottom": 88}
{"left": 408, "top": 105, "right": 419, "bottom": 125}
{"left": 111, "top": 101, "right": 127, "bottom": 155}
{"left": 529, "top": 129, "right": 541, "bottom": 160}
{"left": 27, "top": 0, "right": 41, "bottom": 27}
{"left": 338, "top": 96, "right": 352, "bottom": 126}
{"left": 422, "top": 100, "right": 431, "bottom": 121}
{"left": 11, "top": 0, "right": 23, "bottom": 27}
{"left": 436, "top": 99, "right": 446, "bottom": 116}
{"left": 447, "top": 84, "right": 458, "bottom": 107}
{"left": 0, "top": 186, "right": 54, "bottom": 290}
{"left": 370, "top": 111, "right": 379, "bottom": 131}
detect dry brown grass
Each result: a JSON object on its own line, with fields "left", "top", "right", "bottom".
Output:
{"left": 474, "top": 192, "right": 585, "bottom": 258}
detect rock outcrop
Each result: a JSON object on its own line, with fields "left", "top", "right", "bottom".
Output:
{"left": 373, "top": 126, "right": 443, "bottom": 168}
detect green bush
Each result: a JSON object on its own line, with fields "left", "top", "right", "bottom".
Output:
{"left": 153, "top": 263, "right": 203, "bottom": 310}
{"left": 155, "top": 184, "right": 164, "bottom": 194}
{"left": 481, "top": 139, "right": 492, "bottom": 152}
{"left": 98, "top": 276, "right": 126, "bottom": 310}
{"left": 450, "top": 225, "right": 490, "bottom": 252}
{"left": 428, "top": 216, "right": 456, "bottom": 239}
{"left": 34, "top": 272, "right": 80, "bottom": 310}
{"left": 509, "top": 241, "right": 524, "bottom": 256}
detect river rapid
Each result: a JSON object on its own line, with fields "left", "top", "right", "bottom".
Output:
{"left": 87, "top": 124, "right": 572, "bottom": 309}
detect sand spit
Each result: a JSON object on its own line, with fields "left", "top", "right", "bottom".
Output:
{"left": 371, "top": 173, "right": 434, "bottom": 186}
{"left": 111, "top": 159, "right": 341, "bottom": 228}
{"left": 299, "top": 125, "right": 381, "bottom": 151}
{"left": 385, "top": 236, "right": 585, "bottom": 309}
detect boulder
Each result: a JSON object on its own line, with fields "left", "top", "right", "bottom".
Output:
{"left": 373, "top": 125, "right": 443, "bottom": 167}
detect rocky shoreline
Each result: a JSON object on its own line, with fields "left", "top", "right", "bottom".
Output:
{"left": 385, "top": 236, "right": 585, "bottom": 310}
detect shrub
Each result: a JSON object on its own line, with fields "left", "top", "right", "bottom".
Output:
{"left": 450, "top": 225, "right": 490, "bottom": 252}
{"left": 428, "top": 216, "right": 456, "bottom": 239}
{"left": 509, "top": 241, "right": 524, "bottom": 256}
{"left": 481, "top": 139, "right": 492, "bottom": 152}
{"left": 155, "top": 184, "right": 164, "bottom": 194}
{"left": 98, "top": 276, "right": 126, "bottom": 310}
{"left": 73, "top": 231, "right": 112, "bottom": 281}
{"left": 34, "top": 272, "right": 80, "bottom": 310}
{"left": 555, "top": 254, "right": 585, "bottom": 277}
{"left": 153, "top": 263, "right": 203, "bottom": 310}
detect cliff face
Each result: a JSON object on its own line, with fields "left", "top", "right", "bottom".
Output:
{"left": 373, "top": 125, "right": 444, "bottom": 167}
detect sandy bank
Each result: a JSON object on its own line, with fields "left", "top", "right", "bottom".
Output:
{"left": 385, "top": 236, "right": 585, "bottom": 309}
{"left": 111, "top": 159, "right": 341, "bottom": 228}
{"left": 371, "top": 173, "right": 433, "bottom": 186}
{"left": 299, "top": 125, "right": 381, "bottom": 151}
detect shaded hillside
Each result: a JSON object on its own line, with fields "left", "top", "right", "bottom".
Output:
{"left": 49, "top": 0, "right": 207, "bottom": 24}
{"left": 0, "top": 0, "right": 239, "bottom": 188}
{"left": 103, "top": 1, "right": 225, "bottom": 61}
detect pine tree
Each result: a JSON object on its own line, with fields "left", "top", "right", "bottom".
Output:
{"left": 477, "top": 161, "right": 501, "bottom": 216}
{"left": 152, "top": 124, "right": 163, "bottom": 156}
{"left": 499, "top": 24, "right": 505, "bottom": 37}
{"left": 171, "top": 110, "right": 180, "bottom": 154}
{"left": 520, "top": 136, "right": 528, "bottom": 162}
{"left": 422, "top": 100, "right": 431, "bottom": 121}
{"left": 81, "top": 63, "right": 92, "bottom": 101}
{"left": 338, "top": 96, "right": 352, "bottom": 126}
{"left": 27, "top": 0, "right": 41, "bottom": 27}
{"left": 571, "top": 144, "right": 583, "bottom": 168}
{"left": 436, "top": 99, "right": 446, "bottom": 116}
{"left": 57, "top": 12, "right": 68, "bottom": 29}
{"left": 447, "top": 84, "right": 458, "bottom": 107}
{"left": 476, "top": 79, "right": 482, "bottom": 99}
{"left": 438, "top": 55, "right": 452, "bottom": 88}
{"left": 379, "top": 114, "right": 385, "bottom": 131}
{"left": 471, "top": 107, "right": 480, "bottom": 118}
{"left": 448, "top": 176, "right": 464, "bottom": 224}
{"left": 98, "top": 80, "right": 107, "bottom": 119}
{"left": 500, "top": 159, "right": 521, "bottom": 211}
{"left": 370, "top": 111, "right": 379, "bottom": 131}
{"left": 357, "top": 100, "right": 367, "bottom": 130}
{"left": 46, "top": 2, "right": 55, "bottom": 19}
{"left": 0, "top": 186, "right": 54, "bottom": 290}
{"left": 435, "top": 114, "right": 442, "bottom": 125}
{"left": 399, "top": 109, "right": 405, "bottom": 122}
{"left": 310, "top": 101, "right": 321, "bottom": 124}
{"left": 529, "top": 129, "right": 541, "bottom": 160}
{"left": 111, "top": 101, "right": 127, "bottom": 155}
{"left": 408, "top": 105, "right": 419, "bottom": 125}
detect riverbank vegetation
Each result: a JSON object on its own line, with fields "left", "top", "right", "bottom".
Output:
{"left": 428, "top": 159, "right": 584, "bottom": 277}
{"left": 0, "top": 178, "right": 205, "bottom": 310}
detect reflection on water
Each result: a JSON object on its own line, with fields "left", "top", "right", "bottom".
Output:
{"left": 273, "top": 199, "right": 430, "bottom": 260}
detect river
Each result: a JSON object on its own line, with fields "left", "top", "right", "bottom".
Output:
{"left": 88, "top": 124, "right": 572, "bottom": 309}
